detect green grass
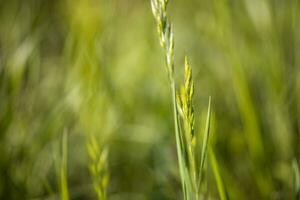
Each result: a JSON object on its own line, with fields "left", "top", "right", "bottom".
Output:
{"left": 293, "top": 159, "right": 300, "bottom": 200}
{"left": 60, "top": 131, "right": 69, "bottom": 200}
{"left": 151, "top": 1, "right": 220, "bottom": 198}
{"left": 87, "top": 136, "right": 109, "bottom": 200}
{"left": 0, "top": 0, "right": 299, "bottom": 199}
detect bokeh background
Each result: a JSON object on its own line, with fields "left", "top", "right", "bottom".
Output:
{"left": 0, "top": 0, "right": 299, "bottom": 199}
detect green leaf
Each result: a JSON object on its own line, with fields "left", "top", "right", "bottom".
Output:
{"left": 198, "top": 96, "right": 211, "bottom": 190}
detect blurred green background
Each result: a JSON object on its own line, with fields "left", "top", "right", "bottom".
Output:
{"left": 0, "top": 0, "right": 299, "bottom": 199}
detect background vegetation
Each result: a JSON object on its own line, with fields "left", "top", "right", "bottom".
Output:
{"left": 0, "top": 0, "right": 299, "bottom": 199}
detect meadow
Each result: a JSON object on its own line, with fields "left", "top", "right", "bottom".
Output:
{"left": 0, "top": 0, "right": 299, "bottom": 199}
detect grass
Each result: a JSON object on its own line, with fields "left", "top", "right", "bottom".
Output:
{"left": 209, "top": 147, "right": 229, "bottom": 200}
{"left": 293, "top": 159, "right": 300, "bottom": 200}
{"left": 151, "top": 0, "right": 223, "bottom": 199}
{"left": 87, "top": 136, "right": 109, "bottom": 200}
{"left": 0, "top": 0, "right": 299, "bottom": 199}
{"left": 59, "top": 130, "right": 69, "bottom": 200}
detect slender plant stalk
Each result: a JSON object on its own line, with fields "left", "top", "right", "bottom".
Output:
{"left": 60, "top": 131, "right": 69, "bottom": 200}
{"left": 198, "top": 96, "right": 211, "bottom": 190}
{"left": 150, "top": 0, "right": 188, "bottom": 198}
{"left": 177, "top": 57, "right": 198, "bottom": 198}
{"left": 293, "top": 159, "right": 300, "bottom": 200}
{"left": 209, "top": 146, "right": 229, "bottom": 200}
{"left": 151, "top": 1, "right": 213, "bottom": 199}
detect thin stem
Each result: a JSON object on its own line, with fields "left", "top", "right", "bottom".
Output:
{"left": 171, "top": 77, "right": 187, "bottom": 199}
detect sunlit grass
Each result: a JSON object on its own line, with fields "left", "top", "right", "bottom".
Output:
{"left": 0, "top": 0, "right": 299, "bottom": 199}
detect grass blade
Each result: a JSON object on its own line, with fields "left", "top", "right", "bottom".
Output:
{"left": 293, "top": 159, "right": 300, "bottom": 200}
{"left": 60, "top": 130, "right": 69, "bottom": 200}
{"left": 209, "top": 147, "right": 229, "bottom": 200}
{"left": 198, "top": 96, "right": 211, "bottom": 190}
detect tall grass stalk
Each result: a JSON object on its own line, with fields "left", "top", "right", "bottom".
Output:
{"left": 151, "top": 0, "right": 212, "bottom": 199}
{"left": 293, "top": 159, "right": 300, "bottom": 200}
{"left": 151, "top": 0, "right": 188, "bottom": 198}
{"left": 60, "top": 131, "right": 69, "bottom": 200}
{"left": 198, "top": 96, "right": 211, "bottom": 189}
{"left": 209, "top": 147, "right": 229, "bottom": 200}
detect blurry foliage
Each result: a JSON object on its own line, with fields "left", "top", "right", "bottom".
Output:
{"left": 0, "top": 0, "right": 299, "bottom": 199}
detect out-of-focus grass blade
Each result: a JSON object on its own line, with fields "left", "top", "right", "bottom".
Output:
{"left": 198, "top": 96, "right": 211, "bottom": 189}
{"left": 60, "top": 131, "right": 69, "bottom": 200}
{"left": 292, "top": 159, "right": 300, "bottom": 200}
{"left": 209, "top": 147, "right": 229, "bottom": 200}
